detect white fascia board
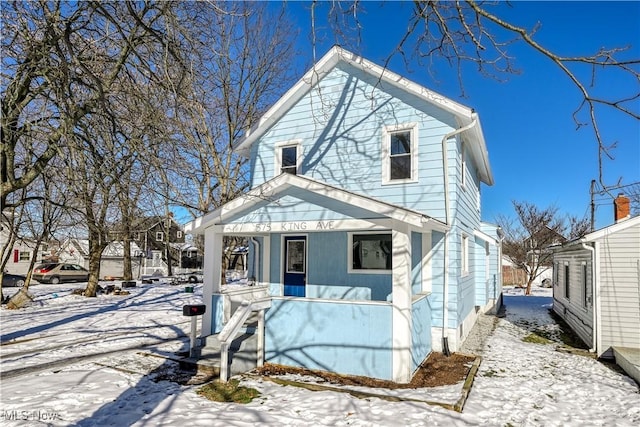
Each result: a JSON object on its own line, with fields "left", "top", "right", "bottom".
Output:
{"left": 469, "top": 113, "right": 494, "bottom": 186}
{"left": 582, "top": 215, "right": 640, "bottom": 242}
{"left": 234, "top": 46, "right": 342, "bottom": 157}
{"left": 184, "top": 173, "right": 447, "bottom": 234}
{"left": 473, "top": 229, "right": 498, "bottom": 245}
{"left": 337, "top": 46, "right": 473, "bottom": 120}
{"left": 233, "top": 46, "right": 479, "bottom": 158}
{"left": 288, "top": 174, "right": 445, "bottom": 230}
{"left": 183, "top": 174, "right": 292, "bottom": 235}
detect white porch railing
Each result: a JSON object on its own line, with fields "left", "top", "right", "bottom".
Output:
{"left": 219, "top": 297, "right": 272, "bottom": 382}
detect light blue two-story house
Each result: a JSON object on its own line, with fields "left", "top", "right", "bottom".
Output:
{"left": 184, "top": 46, "right": 502, "bottom": 383}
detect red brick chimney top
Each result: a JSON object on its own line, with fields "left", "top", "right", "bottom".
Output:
{"left": 614, "top": 193, "right": 630, "bottom": 223}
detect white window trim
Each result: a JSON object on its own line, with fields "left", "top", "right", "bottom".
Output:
{"left": 348, "top": 231, "right": 393, "bottom": 275}
{"left": 274, "top": 139, "right": 302, "bottom": 177}
{"left": 176, "top": 230, "right": 183, "bottom": 239}
{"left": 381, "top": 122, "right": 418, "bottom": 185}
{"left": 156, "top": 232, "right": 164, "bottom": 242}
{"left": 461, "top": 233, "right": 469, "bottom": 276}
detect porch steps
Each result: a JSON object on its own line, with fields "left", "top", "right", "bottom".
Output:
{"left": 182, "top": 324, "right": 259, "bottom": 377}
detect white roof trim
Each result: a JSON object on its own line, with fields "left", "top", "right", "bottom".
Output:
{"left": 233, "top": 46, "right": 493, "bottom": 185}
{"left": 473, "top": 229, "right": 498, "bottom": 246}
{"left": 583, "top": 215, "right": 640, "bottom": 242}
{"left": 184, "top": 173, "right": 448, "bottom": 235}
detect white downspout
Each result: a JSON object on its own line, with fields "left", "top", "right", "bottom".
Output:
{"left": 580, "top": 242, "right": 598, "bottom": 353}
{"left": 440, "top": 116, "right": 478, "bottom": 355}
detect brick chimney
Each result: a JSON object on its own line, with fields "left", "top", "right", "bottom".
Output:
{"left": 614, "top": 193, "right": 630, "bottom": 223}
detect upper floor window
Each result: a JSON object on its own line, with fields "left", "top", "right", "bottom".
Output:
{"left": 382, "top": 123, "right": 418, "bottom": 184}
{"left": 156, "top": 232, "right": 164, "bottom": 242}
{"left": 176, "top": 230, "right": 183, "bottom": 239}
{"left": 275, "top": 140, "right": 302, "bottom": 176}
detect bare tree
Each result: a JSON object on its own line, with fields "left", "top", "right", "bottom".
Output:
{"left": 167, "top": 1, "right": 299, "bottom": 216}
{"left": 1, "top": 1, "right": 185, "bottom": 209}
{"left": 497, "top": 201, "right": 590, "bottom": 295}
{"left": 307, "top": 1, "right": 639, "bottom": 188}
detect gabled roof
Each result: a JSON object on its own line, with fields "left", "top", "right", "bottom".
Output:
{"left": 184, "top": 173, "right": 449, "bottom": 235}
{"left": 583, "top": 215, "right": 640, "bottom": 242}
{"left": 233, "top": 46, "right": 493, "bottom": 185}
{"left": 554, "top": 215, "right": 640, "bottom": 250}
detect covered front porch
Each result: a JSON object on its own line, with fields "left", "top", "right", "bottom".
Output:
{"left": 184, "top": 174, "right": 448, "bottom": 383}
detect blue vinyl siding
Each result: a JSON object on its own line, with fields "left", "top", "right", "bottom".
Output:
{"left": 411, "top": 295, "right": 432, "bottom": 371}
{"left": 269, "top": 231, "right": 393, "bottom": 301}
{"left": 250, "top": 65, "right": 455, "bottom": 223}
{"left": 228, "top": 194, "right": 382, "bottom": 225}
{"left": 265, "top": 298, "right": 393, "bottom": 380}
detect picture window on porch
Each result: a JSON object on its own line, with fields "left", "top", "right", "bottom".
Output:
{"left": 349, "top": 233, "right": 392, "bottom": 272}
{"left": 382, "top": 123, "right": 418, "bottom": 184}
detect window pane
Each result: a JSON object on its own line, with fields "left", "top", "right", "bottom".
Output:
{"left": 390, "top": 155, "right": 411, "bottom": 180}
{"left": 282, "top": 146, "right": 297, "bottom": 167}
{"left": 352, "top": 234, "right": 392, "bottom": 270}
{"left": 287, "top": 240, "right": 305, "bottom": 273}
{"left": 390, "top": 132, "right": 411, "bottom": 155}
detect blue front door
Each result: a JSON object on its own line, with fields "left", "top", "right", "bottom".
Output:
{"left": 283, "top": 236, "right": 306, "bottom": 297}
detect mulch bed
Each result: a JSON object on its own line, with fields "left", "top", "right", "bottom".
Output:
{"left": 254, "top": 352, "right": 475, "bottom": 389}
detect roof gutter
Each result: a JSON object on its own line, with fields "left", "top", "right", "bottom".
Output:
{"left": 440, "top": 117, "right": 478, "bottom": 356}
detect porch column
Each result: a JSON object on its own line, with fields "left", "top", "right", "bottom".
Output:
{"left": 392, "top": 225, "right": 412, "bottom": 383}
{"left": 202, "top": 226, "right": 223, "bottom": 336}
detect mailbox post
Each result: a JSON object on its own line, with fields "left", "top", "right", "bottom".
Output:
{"left": 183, "top": 304, "right": 206, "bottom": 358}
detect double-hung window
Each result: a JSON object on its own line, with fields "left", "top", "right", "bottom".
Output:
{"left": 382, "top": 123, "right": 418, "bottom": 184}
{"left": 275, "top": 140, "right": 302, "bottom": 176}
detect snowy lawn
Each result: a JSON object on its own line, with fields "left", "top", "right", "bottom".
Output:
{"left": 1, "top": 282, "right": 639, "bottom": 426}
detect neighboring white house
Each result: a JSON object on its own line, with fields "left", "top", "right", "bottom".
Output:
{"left": 184, "top": 46, "right": 502, "bottom": 383}
{"left": 0, "top": 229, "right": 52, "bottom": 276}
{"left": 552, "top": 195, "right": 639, "bottom": 361}
{"left": 58, "top": 238, "right": 143, "bottom": 279}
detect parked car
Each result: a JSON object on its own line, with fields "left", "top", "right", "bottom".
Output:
{"left": 32, "top": 263, "right": 89, "bottom": 284}
{"left": 2, "top": 273, "right": 27, "bottom": 287}
{"left": 176, "top": 271, "right": 203, "bottom": 283}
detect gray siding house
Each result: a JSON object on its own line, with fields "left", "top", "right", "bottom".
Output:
{"left": 552, "top": 196, "right": 639, "bottom": 365}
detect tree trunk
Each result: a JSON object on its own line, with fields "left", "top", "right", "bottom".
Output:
{"left": 525, "top": 277, "right": 535, "bottom": 296}
{"left": 123, "top": 237, "right": 132, "bottom": 281}
{"left": 84, "top": 241, "right": 106, "bottom": 297}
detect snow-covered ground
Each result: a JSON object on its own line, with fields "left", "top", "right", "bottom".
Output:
{"left": 1, "top": 282, "right": 639, "bottom": 426}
